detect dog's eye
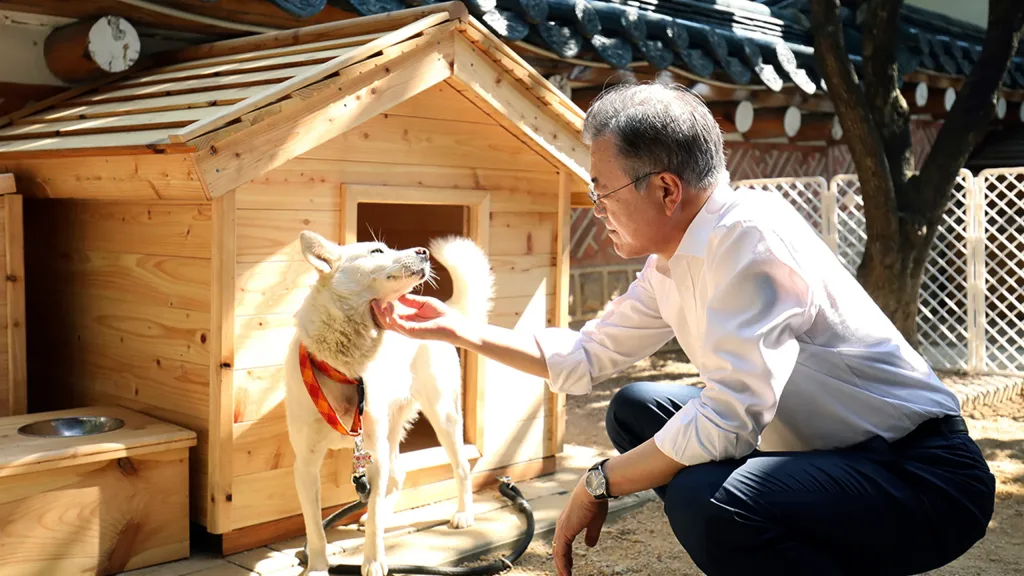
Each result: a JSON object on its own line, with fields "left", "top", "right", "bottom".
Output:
{"left": 369, "top": 248, "right": 384, "bottom": 255}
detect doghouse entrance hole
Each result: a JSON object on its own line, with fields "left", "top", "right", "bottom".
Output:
{"left": 356, "top": 202, "right": 468, "bottom": 454}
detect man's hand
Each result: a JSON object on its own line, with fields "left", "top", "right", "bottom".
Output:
{"left": 371, "top": 294, "right": 468, "bottom": 344}
{"left": 552, "top": 476, "right": 609, "bottom": 576}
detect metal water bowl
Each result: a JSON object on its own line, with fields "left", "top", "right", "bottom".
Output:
{"left": 17, "top": 416, "right": 125, "bottom": 438}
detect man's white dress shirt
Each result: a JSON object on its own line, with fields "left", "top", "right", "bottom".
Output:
{"left": 534, "top": 182, "right": 961, "bottom": 467}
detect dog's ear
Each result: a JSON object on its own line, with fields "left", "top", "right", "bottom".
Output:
{"left": 299, "top": 230, "right": 339, "bottom": 275}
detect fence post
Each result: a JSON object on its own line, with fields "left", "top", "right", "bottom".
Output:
{"left": 972, "top": 170, "right": 989, "bottom": 372}
{"left": 821, "top": 176, "right": 838, "bottom": 255}
{"left": 964, "top": 168, "right": 983, "bottom": 373}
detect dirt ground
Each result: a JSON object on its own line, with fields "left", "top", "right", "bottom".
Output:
{"left": 494, "top": 350, "right": 1024, "bottom": 576}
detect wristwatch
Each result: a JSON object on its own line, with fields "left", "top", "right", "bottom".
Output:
{"left": 584, "top": 458, "right": 616, "bottom": 500}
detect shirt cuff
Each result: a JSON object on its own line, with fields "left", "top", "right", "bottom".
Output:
{"left": 533, "top": 327, "right": 594, "bottom": 395}
{"left": 652, "top": 400, "right": 742, "bottom": 466}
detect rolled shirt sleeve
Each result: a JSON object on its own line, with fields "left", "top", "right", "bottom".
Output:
{"left": 534, "top": 257, "right": 676, "bottom": 395}
{"left": 652, "top": 222, "right": 818, "bottom": 466}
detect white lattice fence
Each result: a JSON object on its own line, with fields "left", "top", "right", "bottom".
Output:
{"left": 824, "top": 171, "right": 977, "bottom": 371}
{"left": 735, "top": 172, "right": 991, "bottom": 373}
{"left": 731, "top": 176, "right": 836, "bottom": 252}
{"left": 829, "top": 174, "right": 866, "bottom": 275}
{"left": 976, "top": 168, "right": 1024, "bottom": 374}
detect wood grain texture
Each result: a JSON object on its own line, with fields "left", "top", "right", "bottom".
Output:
{"left": 489, "top": 212, "right": 557, "bottom": 257}
{"left": 41, "top": 201, "right": 212, "bottom": 258}
{"left": 56, "top": 290, "right": 211, "bottom": 366}
{"left": 233, "top": 365, "right": 286, "bottom": 424}
{"left": 69, "top": 64, "right": 323, "bottom": 106}
{"left": 0, "top": 447, "right": 193, "bottom": 575}
{"left": 234, "top": 314, "right": 297, "bottom": 371}
{"left": 0, "top": 154, "right": 208, "bottom": 201}
{"left": 0, "top": 107, "right": 225, "bottom": 140}
{"left": 208, "top": 190, "right": 236, "bottom": 533}
{"left": 0, "top": 405, "right": 195, "bottom": 475}
{"left": 448, "top": 36, "right": 588, "bottom": 181}
{"left": 549, "top": 170, "right": 571, "bottom": 456}
{"left": 385, "top": 80, "right": 496, "bottom": 124}
{"left": 46, "top": 250, "right": 211, "bottom": 312}
{"left": 194, "top": 30, "right": 457, "bottom": 197}
{"left": 171, "top": 13, "right": 454, "bottom": 144}
{"left": 304, "top": 113, "right": 554, "bottom": 173}
{"left": 1, "top": 194, "right": 23, "bottom": 416}
{"left": 24, "top": 86, "right": 264, "bottom": 123}
{"left": 235, "top": 180, "right": 342, "bottom": 211}
{"left": 0, "top": 174, "right": 14, "bottom": 194}
{"left": 270, "top": 157, "right": 560, "bottom": 193}
{"left": 158, "top": 2, "right": 466, "bottom": 66}
{"left": 117, "top": 45, "right": 362, "bottom": 89}
{"left": 148, "top": 33, "right": 387, "bottom": 76}
{"left": 236, "top": 260, "right": 319, "bottom": 317}
{"left": 236, "top": 209, "right": 340, "bottom": 263}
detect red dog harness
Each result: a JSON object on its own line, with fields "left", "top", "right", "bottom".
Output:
{"left": 298, "top": 342, "right": 364, "bottom": 437}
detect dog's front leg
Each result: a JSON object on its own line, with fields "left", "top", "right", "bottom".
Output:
{"left": 360, "top": 429, "right": 391, "bottom": 576}
{"left": 295, "top": 441, "right": 331, "bottom": 575}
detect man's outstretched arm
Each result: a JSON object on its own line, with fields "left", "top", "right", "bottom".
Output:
{"left": 372, "top": 295, "right": 551, "bottom": 379}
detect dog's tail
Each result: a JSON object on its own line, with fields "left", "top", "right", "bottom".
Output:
{"left": 428, "top": 235, "right": 494, "bottom": 324}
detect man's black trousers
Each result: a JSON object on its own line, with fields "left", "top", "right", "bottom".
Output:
{"left": 605, "top": 381, "right": 996, "bottom": 576}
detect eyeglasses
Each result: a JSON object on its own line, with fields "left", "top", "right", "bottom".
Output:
{"left": 588, "top": 171, "right": 661, "bottom": 214}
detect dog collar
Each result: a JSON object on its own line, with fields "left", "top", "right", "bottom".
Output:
{"left": 298, "top": 342, "right": 364, "bottom": 437}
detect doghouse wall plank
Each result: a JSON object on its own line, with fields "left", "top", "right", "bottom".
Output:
{"left": 0, "top": 205, "right": 7, "bottom": 416}
{"left": 226, "top": 82, "right": 565, "bottom": 531}
{"left": 0, "top": 447, "right": 192, "bottom": 575}
{"left": 22, "top": 199, "right": 213, "bottom": 523}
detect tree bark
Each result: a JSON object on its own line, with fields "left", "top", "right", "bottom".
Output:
{"left": 809, "top": 0, "right": 1024, "bottom": 348}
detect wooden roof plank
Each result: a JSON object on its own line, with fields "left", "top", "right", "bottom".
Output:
{"left": 0, "top": 67, "right": 151, "bottom": 129}
{"left": 155, "top": 2, "right": 468, "bottom": 65}
{"left": 0, "top": 130, "right": 174, "bottom": 154}
{"left": 144, "top": 32, "right": 388, "bottom": 76}
{"left": 22, "top": 87, "right": 266, "bottom": 123}
{"left": 65, "top": 64, "right": 323, "bottom": 105}
{"left": 0, "top": 107, "right": 229, "bottom": 141}
{"left": 168, "top": 12, "right": 457, "bottom": 143}
{"left": 191, "top": 28, "right": 456, "bottom": 197}
{"left": 451, "top": 34, "right": 589, "bottom": 185}
{"left": 114, "top": 45, "right": 363, "bottom": 90}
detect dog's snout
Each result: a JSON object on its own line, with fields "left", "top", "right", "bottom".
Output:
{"left": 415, "top": 247, "right": 429, "bottom": 259}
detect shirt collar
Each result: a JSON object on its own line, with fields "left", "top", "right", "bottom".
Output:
{"left": 672, "top": 179, "right": 736, "bottom": 259}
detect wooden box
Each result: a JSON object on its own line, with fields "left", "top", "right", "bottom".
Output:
{"left": 0, "top": 4, "right": 593, "bottom": 553}
{"left": 0, "top": 405, "right": 197, "bottom": 575}
{"left": 0, "top": 173, "right": 26, "bottom": 417}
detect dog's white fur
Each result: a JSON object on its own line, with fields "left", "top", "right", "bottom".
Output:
{"left": 284, "top": 230, "right": 494, "bottom": 576}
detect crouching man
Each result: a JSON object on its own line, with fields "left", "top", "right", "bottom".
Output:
{"left": 372, "top": 82, "right": 995, "bottom": 576}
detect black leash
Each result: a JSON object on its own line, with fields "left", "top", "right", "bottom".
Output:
{"left": 299, "top": 477, "right": 535, "bottom": 575}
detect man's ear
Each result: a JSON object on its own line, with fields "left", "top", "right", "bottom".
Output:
{"left": 659, "top": 172, "right": 685, "bottom": 215}
{"left": 299, "top": 230, "right": 339, "bottom": 275}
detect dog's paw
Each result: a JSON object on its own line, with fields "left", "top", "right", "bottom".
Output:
{"left": 361, "top": 559, "right": 388, "bottom": 576}
{"left": 450, "top": 510, "right": 474, "bottom": 529}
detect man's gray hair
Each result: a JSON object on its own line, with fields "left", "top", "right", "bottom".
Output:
{"left": 582, "top": 82, "right": 726, "bottom": 194}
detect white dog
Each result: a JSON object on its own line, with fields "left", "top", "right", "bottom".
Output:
{"left": 284, "top": 230, "right": 494, "bottom": 576}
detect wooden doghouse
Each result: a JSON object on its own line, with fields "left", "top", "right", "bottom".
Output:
{"left": 0, "top": 173, "right": 26, "bottom": 418}
{"left": 0, "top": 3, "right": 591, "bottom": 552}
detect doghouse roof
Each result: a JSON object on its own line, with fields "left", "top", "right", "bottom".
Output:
{"left": 0, "top": 2, "right": 590, "bottom": 201}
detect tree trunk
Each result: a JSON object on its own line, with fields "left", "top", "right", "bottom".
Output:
{"left": 810, "top": 0, "right": 1024, "bottom": 348}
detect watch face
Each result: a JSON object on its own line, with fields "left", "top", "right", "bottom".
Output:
{"left": 585, "top": 469, "right": 606, "bottom": 495}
